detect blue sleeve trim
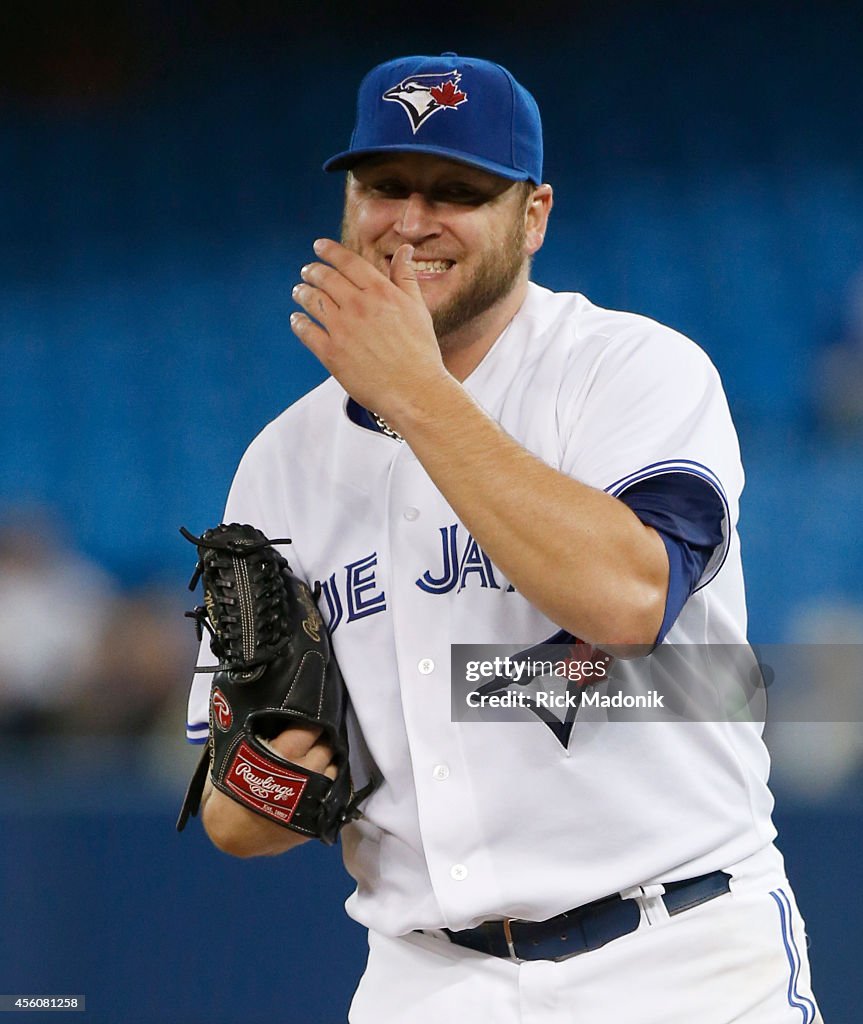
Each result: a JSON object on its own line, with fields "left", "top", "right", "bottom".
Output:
{"left": 606, "top": 460, "right": 731, "bottom": 594}
{"left": 652, "top": 532, "right": 708, "bottom": 642}
{"left": 618, "top": 472, "right": 725, "bottom": 549}
{"left": 607, "top": 458, "right": 725, "bottom": 499}
{"left": 611, "top": 466, "right": 728, "bottom": 642}
{"left": 186, "top": 721, "right": 209, "bottom": 745}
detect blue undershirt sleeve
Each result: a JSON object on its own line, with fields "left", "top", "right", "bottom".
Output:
{"left": 616, "top": 472, "right": 726, "bottom": 643}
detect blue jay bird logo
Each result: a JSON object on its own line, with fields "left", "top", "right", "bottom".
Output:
{"left": 382, "top": 70, "right": 468, "bottom": 133}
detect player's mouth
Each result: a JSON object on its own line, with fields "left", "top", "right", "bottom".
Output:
{"left": 408, "top": 258, "right": 455, "bottom": 275}
{"left": 384, "top": 255, "right": 455, "bottom": 277}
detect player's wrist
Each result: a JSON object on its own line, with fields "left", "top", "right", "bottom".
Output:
{"left": 384, "top": 369, "right": 469, "bottom": 439}
{"left": 202, "top": 785, "right": 311, "bottom": 858}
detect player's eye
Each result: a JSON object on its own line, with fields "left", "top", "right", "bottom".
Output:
{"left": 432, "top": 185, "right": 488, "bottom": 205}
{"left": 371, "top": 180, "right": 410, "bottom": 198}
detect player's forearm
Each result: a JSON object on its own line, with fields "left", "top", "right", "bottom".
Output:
{"left": 201, "top": 780, "right": 311, "bottom": 858}
{"left": 389, "top": 375, "right": 668, "bottom": 648}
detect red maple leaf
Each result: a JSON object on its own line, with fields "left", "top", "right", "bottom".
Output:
{"left": 430, "top": 80, "right": 467, "bottom": 108}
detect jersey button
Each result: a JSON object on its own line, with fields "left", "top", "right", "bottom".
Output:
{"left": 418, "top": 658, "right": 435, "bottom": 675}
{"left": 450, "top": 864, "right": 468, "bottom": 881}
{"left": 432, "top": 764, "right": 450, "bottom": 781}
{"left": 403, "top": 506, "right": 420, "bottom": 521}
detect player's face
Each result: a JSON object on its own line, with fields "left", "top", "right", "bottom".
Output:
{"left": 341, "top": 154, "right": 539, "bottom": 343}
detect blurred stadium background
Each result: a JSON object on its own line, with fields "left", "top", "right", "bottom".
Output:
{"left": 1, "top": 1, "right": 861, "bottom": 1021}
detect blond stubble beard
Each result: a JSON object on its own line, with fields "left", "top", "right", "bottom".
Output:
{"left": 340, "top": 199, "right": 530, "bottom": 350}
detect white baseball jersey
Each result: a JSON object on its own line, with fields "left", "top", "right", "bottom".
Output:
{"left": 187, "top": 282, "right": 778, "bottom": 937}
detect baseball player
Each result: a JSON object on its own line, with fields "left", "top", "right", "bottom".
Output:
{"left": 187, "top": 53, "right": 822, "bottom": 1023}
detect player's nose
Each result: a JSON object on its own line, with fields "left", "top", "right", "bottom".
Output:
{"left": 395, "top": 192, "right": 442, "bottom": 242}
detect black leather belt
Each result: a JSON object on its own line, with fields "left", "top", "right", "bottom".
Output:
{"left": 440, "top": 869, "right": 731, "bottom": 962}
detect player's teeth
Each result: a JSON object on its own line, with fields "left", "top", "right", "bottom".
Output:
{"left": 409, "top": 260, "right": 453, "bottom": 273}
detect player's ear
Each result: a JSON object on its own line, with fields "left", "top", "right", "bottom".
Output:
{"left": 524, "top": 183, "right": 553, "bottom": 256}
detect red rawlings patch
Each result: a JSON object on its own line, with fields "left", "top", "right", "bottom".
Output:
{"left": 212, "top": 688, "right": 233, "bottom": 731}
{"left": 224, "top": 741, "right": 308, "bottom": 825}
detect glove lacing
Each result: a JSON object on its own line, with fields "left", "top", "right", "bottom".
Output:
{"left": 180, "top": 525, "right": 296, "bottom": 672}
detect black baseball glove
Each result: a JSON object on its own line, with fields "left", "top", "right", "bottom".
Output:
{"left": 176, "top": 522, "right": 377, "bottom": 845}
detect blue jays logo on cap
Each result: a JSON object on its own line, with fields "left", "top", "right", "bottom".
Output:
{"left": 382, "top": 69, "right": 468, "bottom": 134}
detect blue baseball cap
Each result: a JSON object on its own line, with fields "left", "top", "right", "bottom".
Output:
{"left": 323, "top": 53, "right": 543, "bottom": 184}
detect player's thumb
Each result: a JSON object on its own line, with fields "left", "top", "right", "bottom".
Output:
{"left": 389, "top": 244, "right": 422, "bottom": 300}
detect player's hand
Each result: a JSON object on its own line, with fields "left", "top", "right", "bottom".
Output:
{"left": 264, "top": 725, "right": 339, "bottom": 781}
{"left": 290, "top": 239, "right": 451, "bottom": 429}
{"left": 200, "top": 724, "right": 339, "bottom": 858}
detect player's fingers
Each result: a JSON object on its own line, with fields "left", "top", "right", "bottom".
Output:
{"left": 267, "top": 724, "right": 323, "bottom": 761}
{"left": 265, "top": 728, "right": 337, "bottom": 779}
{"left": 389, "top": 243, "right": 423, "bottom": 303}
{"left": 292, "top": 282, "right": 338, "bottom": 324}
{"left": 300, "top": 261, "right": 355, "bottom": 305}
{"left": 312, "top": 237, "right": 384, "bottom": 289}
{"left": 307, "top": 739, "right": 339, "bottom": 780}
{"left": 290, "top": 311, "right": 329, "bottom": 354}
